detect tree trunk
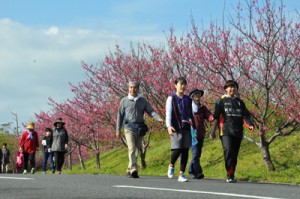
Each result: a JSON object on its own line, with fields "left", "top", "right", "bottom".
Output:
{"left": 77, "top": 144, "right": 85, "bottom": 170}
{"left": 95, "top": 152, "right": 100, "bottom": 169}
{"left": 260, "top": 134, "right": 275, "bottom": 171}
{"left": 67, "top": 153, "right": 72, "bottom": 170}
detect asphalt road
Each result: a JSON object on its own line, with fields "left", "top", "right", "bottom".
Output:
{"left": 0, "top": 174, "right": 299, "bottom": 199}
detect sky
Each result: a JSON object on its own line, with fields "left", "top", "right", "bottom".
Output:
{"left": 0, "top": 0, "right": 299, "bottom": 130}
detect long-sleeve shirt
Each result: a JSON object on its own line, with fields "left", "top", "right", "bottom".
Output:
{"left": 116, "top": 96, "right": 161, "bottom": 133}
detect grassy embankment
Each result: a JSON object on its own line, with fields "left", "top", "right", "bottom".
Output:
{"left": 64, "top": 130, "right": 300, "bottom": 185}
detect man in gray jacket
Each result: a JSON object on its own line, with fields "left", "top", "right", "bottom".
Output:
{"left": 116, "top": 81, "right": 163, "bottom": 178}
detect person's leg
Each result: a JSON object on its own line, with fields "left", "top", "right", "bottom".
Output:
{"left": 231, "top": 136, "right": 242, "bottom": 177}
{"left": 29, "top": 153, "right": 36, "bottom": 173}
{"left": 54, "top": 152, "right": 59, "bottom": 171}
{"left": 42, "top": 152, "right": 48, "bottom": 172}
{"left": 57, "top": 152, "right": 65, "bottom": 172}
{"left": 179, "top": 148, "right": 189, "bottom": 173}
{"left": 5, "top": 164, "right": 9, "bottom": 173}
{"left": 189, "top": 138, "right": 204, "bottom": 178}
{"left": 124, "top": 129, "right": 138, "bottom": 176}
{"left": 23, "top": 153, "right": 29, "bottom": 173}
{"left": 49, "top": 152, "right": 55, "bottom": 173}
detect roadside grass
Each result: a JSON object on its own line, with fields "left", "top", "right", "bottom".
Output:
{"left": 64, "top": 131, "right": 300, "bottom": 185}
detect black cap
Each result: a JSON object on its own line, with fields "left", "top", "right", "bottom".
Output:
{"left": 189, "top": 88, "right": 204, "bottom": 98}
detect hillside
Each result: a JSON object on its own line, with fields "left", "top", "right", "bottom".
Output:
{"left": 65, "top": 131, "right": 300, "bottom": 185}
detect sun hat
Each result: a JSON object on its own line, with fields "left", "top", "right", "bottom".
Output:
{"left": 189, "top": 88, "right": 204, "bottom": 98}
{"left": 26, "top": 122, "right": 35, "bottom": 129}
{"left": 53, "top": 118, "right": 65, "bottom": 126}
{"left": 224, "top": 80, "right": 239, "bottom": 90}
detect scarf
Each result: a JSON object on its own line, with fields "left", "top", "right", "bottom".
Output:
{"left": 128, "top": 94, "right": 141, "bottom": 102}
{"left": 27, "top": 131, "right": 33, "bottom": 139}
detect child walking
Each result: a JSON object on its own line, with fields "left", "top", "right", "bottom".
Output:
{"left": 41, "top": 128, "right": 55, "bottom": 174}
{"left": 188, "top": 88, "right": 214, "bottom": 179}
{"left": 165, "top": 77, "right": 195, "bottom": 182}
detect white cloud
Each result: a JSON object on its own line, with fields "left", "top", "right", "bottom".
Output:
{"left": 0, "top": 18, "right": 164, "bottom": 126}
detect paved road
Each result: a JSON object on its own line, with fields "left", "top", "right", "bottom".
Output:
{"left": 0, "top": 174, "right": 299, "bottom": 199}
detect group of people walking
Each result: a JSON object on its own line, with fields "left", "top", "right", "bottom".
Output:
{"left": 18, "top": 118, "right": 69, "bottom": 174}
{"left": 116, "top": 77, "right": 254, "bottom": 183}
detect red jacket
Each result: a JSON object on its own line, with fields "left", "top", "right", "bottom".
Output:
{"left": 19, "top": 130, "right": 39, "bottom": 153}
{"left": 193, "top": 105, "right": 214, "bottom": 139}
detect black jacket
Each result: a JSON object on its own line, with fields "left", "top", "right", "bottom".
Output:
{"left": 214, "top": 95, "right": 254, "bottom": 138}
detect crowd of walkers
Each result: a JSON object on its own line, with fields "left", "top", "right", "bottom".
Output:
{"left": 1, "top": 77, "right": 254, "bottom": 183}
{"left": 116, "top": 78, "right": 254, "bottom": 183}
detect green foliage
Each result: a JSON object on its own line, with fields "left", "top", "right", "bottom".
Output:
{"left": 64, "top": 130, "right": 300, "bottom": 184}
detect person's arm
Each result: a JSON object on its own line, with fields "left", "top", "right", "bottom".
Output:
{"left": 19, "top": 132, "right": 26, "bottom": 151}
{"left": 204, "top": 106, "right": 214, "bottom": 122}
{"left": 165, "top": 96, "right": 175, "bottom": 135}
{"left": 116, "top": 99, "right": 125, "bottom": 138}
{"left": 210, "top": 99, "right": 222, "bottom": 139}
{"left": 64, "top": 130, "right": 69, "bottom": 150}
{"left": 144, "top": 100, "right": 163, "bottom": 123}
{"left": 242, "top": 101, "right": 254, "bottom": 131}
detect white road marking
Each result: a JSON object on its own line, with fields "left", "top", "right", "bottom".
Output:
{"left": 0, "top": 176, "right": 34, "bottom": 180}
{"left": 113, "top": 185, "right": 284, "bottom": 199}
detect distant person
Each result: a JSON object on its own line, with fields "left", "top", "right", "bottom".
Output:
{"left": 41, "top": 128, "right": 54, "bottom": 174}
{"left": 210, "top": 80, "right": 254, "bottom": 183}
{"left": 188, "top": 88, "right": 214, "bottom": 179}
{"left": 165, "top": 77, "right": 195, "bottom": 182}
{"left": 1, "top": 143, "right": 11, "bottom": 173}
{"left": 0, "top": 145, "right": 2, "bottom": 173}
{"left": 19, "top": 122, "right": 39, "bottom": 174}
{"left": 51, "top": 118, "right": 68, "bottom": 174}
{"left": 116, "top": 81, "right": 163, "bottom": 178}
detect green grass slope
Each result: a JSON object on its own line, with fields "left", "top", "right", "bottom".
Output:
{"left": 65, "top": 132, "right": 300, "bottom": 185}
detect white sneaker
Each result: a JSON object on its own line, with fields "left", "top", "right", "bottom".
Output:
{"left": 23, "top": 169, "right": 27, "bottom": 174}
{"left": 178, "top": 173, "right": 188, "bottom": 182}
{"left": 31, "top": 168, "right": 35, "bottom": 174}
{"left": 167, "top": 165, "right": 175, "bottom": 178}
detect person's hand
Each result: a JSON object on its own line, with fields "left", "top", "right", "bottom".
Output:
{"left": 116, "top": 132, "right": 120, "bottom": 139}
{"left": 19, "top": 147, "right": 23, "bottom": 152}
{"left": 249, "top": 126, "right": 254, "bottom": 131}
{"left": 64, "top": 144, "right": 68, "bottom": 150}
{"left": 167, "top": 126, "right": 175, "bottom": 136}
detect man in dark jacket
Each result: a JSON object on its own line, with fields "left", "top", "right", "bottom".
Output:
{"left": 210, "top": 80, "right": 254, "bottom": 183}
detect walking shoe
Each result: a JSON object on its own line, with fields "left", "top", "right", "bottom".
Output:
{"left": 178, "top": 173, "right": 188, "bottom": 182}
{"left": 41, "top": 171, "right": 46, "bottom": 174}
{"left": 52, "top": 170, "right": 55, "bottom": 174}
{"left": 126, "top": 171, "right": 132, "bottom": 178}
{"left": 226, "top": 178, "right": 237, "bottom": 183}
{"left": 195, "top": 173, "right": 205, "bottom": 179}
{"left": 168, "top": 165, "right": 175, "bottom": 178}
{"left": 131, "top": 171, "right": 139, "bottom": 178}
{"left": 23, "top": 169, "right": 27, "bottom": 174}
{"left": 226, "top": 174, "right": 237, "bottom": 183}
{"left": 31, "top": 168, "right": 35, "bottom": 174}
{"left": 57, "top": 170, "right": 61, "bottom": 174}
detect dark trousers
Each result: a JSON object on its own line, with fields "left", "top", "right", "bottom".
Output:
{"left": 221, "top": 135, "right": 242, "bottom": 176}
{"left": 43, "top": 152, "right": 54, "bottom": 172}
{"left": 170, "top": 148, "right": 189, "bottom": 173}
{"left": 23, "top": 152, "right": 35, "bottom": 170}
{"left": 188, "top": 138, "right": 204, "bottom": 176}
{"left": 54, "top": 152, "right": 65, "bottom": 171}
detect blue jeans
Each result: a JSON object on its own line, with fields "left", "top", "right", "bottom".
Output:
{"left": 43, "top": 152, "right": 54, "bottom": 172}
{"left": 188, "top": 138, "right": 204, "bottom": 176}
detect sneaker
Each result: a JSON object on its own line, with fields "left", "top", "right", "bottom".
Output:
{"left": 178, "top": 173, "right": 188, "bottom": 182}
{"left": 168, "top": 165, "right": 175, "bottom": 178}
{"left": 226, "top": 178, "right": 237, "bottom": 183}
{"left": 31, "top": 168, "right": 35, "bottom": 174}
{"left": 226, "top": 174, "right": 237, "bottom": 183}
{"left": 41, "top": 171, "right": 46, "bottom": 174}
{"left": 52, "top": 170, "right": 55, "bottom": 174}
{"left": 57, "top": 170, "right": 61, "bottom": 174}
{"left": 23, "top": 169, "right": 27, "bottom": 174}
{"left": 131, "top": 171, "right": 139, "bottom": 178}
{"left": 195, "top": 173, "right": 205, "bottom": 179}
